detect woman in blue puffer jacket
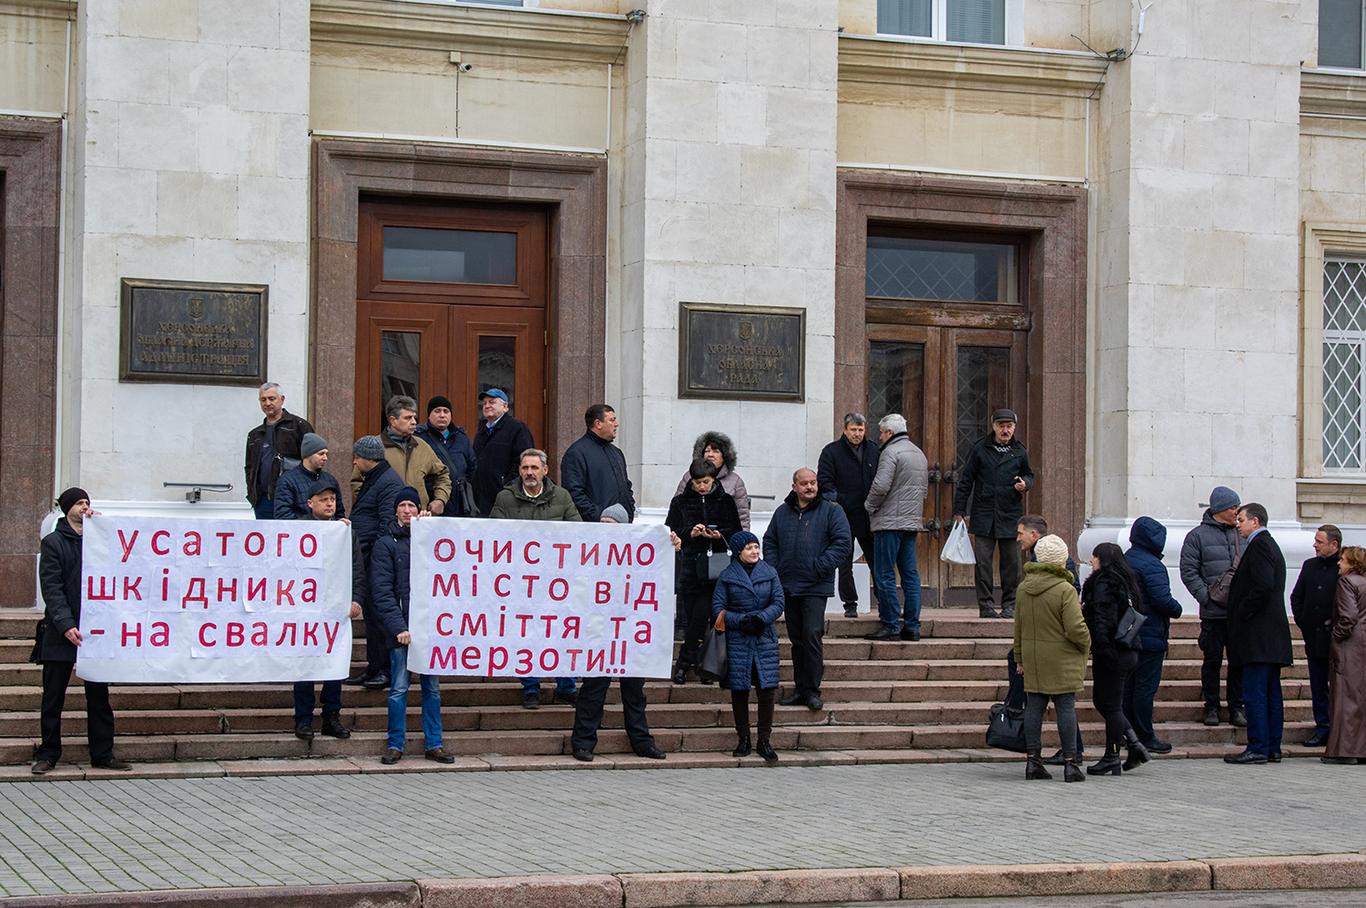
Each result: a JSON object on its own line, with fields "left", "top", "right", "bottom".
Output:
{"left": 712, "top": 531, "right": 785, "bottom": 763}
{"left": 1123, "top": 516, "right": 1184, "bottom": 755}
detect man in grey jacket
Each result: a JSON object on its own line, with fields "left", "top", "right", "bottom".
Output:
{"left": 863, "top": 414, "right": 929, "bottom": 641}
{"left": 1179, "top": 485, "right": 1246, "bottom": 729}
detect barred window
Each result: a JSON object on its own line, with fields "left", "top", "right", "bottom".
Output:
{"left": 1323, "top": 257, "right": 1366, "bottom": 471}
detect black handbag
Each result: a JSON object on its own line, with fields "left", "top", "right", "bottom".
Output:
{"left": 699, "top": 626, "right": 728, "bottom": 683}
{"left": 1114, "top": 604, "right": 1147, "bottom": 649}
{"left": 458, "top": 480, "right": 478, "bottom": 517}
{"left": 697, "top": 551, "right": 730, "bottom": 582}
{"left": 985, "top": 702, "right": 1027, "bottom": 753}
{"left": 29, "top": 618, "right": 46, "bottom": 664}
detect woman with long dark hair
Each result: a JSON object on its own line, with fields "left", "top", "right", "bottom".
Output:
{"left": 1081, "top": 542, "right": 1150, "bottom": 776}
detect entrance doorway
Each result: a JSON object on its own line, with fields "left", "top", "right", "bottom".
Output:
{"left": 354, "top": 199, "right": 548, "bottom": 445}
{"left": 863, "top": 228, "right": 1030, "bottom": 607}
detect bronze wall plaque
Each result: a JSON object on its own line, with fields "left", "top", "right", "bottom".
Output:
{"left": 678, "top": 303, "right": 805, "bottom": 401}
{"left": 119, "top": 279, "right": 268, "bottom": 385}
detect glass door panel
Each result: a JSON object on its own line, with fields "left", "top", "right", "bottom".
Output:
{"left": 354, "top": 302, "right": 449, "bottom": 438}
{"left": 450, "top": 306, "right": 546, "bottom": 455}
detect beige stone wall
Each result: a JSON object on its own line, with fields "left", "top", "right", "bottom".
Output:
{"left": 0, "top": 3, "right": 70, "bottom": 114}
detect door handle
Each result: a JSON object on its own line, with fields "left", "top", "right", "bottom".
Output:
{"left": 928, "top": 463, "right": 941, "bottom": 484}
{"left": 925, "top": 518, "right": 941, "bottom": 532}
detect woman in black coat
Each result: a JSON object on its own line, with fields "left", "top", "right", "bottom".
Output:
{"left": 1080, "top": 543, "right": 1149, "bottom": 776}
{"left": 667, "top": 459, "right": 741, "bottom": 684}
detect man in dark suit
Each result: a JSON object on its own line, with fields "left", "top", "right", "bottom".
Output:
{"left": 817, "top": 412, "right": 879, "bottom": 618}
{"left": 1223, "top": 502, "right": 1293, "bottom": 765}
{"left": 471, "top": 388, "right": 534, "bottom": 517}
{"left": 1289, "top": 523, "right": 1341, "bottom": 747}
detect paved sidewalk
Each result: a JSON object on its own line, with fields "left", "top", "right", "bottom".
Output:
{"left": 1, "top": 760, "right": 1364, "bottom": 898}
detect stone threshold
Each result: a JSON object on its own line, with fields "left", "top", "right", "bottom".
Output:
{"left": 0, "top": 745, "right": 1322, "bottom": 783}
{"left": 4, "top": 854, "right": 1366, "bottom": 907}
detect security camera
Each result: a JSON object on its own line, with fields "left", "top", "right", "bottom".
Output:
{"left": 458, "top": 62, "right": 473, "bottom": 73}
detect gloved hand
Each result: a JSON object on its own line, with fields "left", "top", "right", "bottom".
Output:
{"left": 739, "top": 615, "right": 765, "bottom": 636}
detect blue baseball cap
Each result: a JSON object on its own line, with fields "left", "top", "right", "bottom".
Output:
{"left": 478, "top": 388, "right": 509, "bottom": 403}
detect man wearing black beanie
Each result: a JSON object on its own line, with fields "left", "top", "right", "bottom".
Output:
{"left": 414, "top": 395, "right": 476, "bottom": 516}
{"left": 32, "top": 488, "right": 130, "bottom": 774}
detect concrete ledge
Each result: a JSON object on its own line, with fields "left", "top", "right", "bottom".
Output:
{"left": 0, "top": 882, "right": 421, "bottom": 908}
{"left": 898, "top": 861, "right": 1211, "bottom": 900}
{"left": 420, "top": 874, "right": 621, "bottom": 908}
{"left": 618, "top": 868, "right": 901, "bottom": 907}
{"left": 1208, "top": 853, "right": 1366, "bottom": 890}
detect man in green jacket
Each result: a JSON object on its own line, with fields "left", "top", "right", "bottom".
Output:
{"left": 490, "top": 448, "right": 580, "bottom": 706}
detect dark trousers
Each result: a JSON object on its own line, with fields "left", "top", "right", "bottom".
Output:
{"left": 1122, "top": 649, "right": 1167, "bottom": 746}
{"left": 252, "top": 497, "right": 274, "bottom": 520}
{"left": 1241, "top": 662, "right": 1284, "bottom": 756}
{"left": 1306, "top": 654, "right": 1331, "bottom": 737}
{"left": 1023, "top": 692, "right": 1078, "bottom": 756}
{"left": 571, "top": 677, "right": 655, "bottom": 755}
{"left": 972, "top": 534, "right": 1022, "bottom": 612}
{"left": 1092, "top": 651, "right": 1137, "bottom": 753}
{"left": 1007, "top": 649, "right": 1082, "bottom": 752}
{"left": 292, "top": 680, "right": 342, "bottom": 723}
{"left": 837, "top": 521, "right": 875, "bottom": 606}
{"left": 785, "top": 595, "right": 827, "bottom": 697}
{"left": 1198, "top": 619, "right": 1243, "bottom": 710}
{"left": 38, "top": 662, "right": 114, "bottom": 765}
{"left": 675, "top": 589, "right": 714, "bottom": 669}
{"left": 361, "top": 597, "right": 387, "bottom": 677}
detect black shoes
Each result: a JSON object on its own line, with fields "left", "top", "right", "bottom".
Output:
{"left": 843, "top": 603, "right": 858, "bottom": 618}
{"left": 1223, "top": 750, "right": 1268, "bottom": 765}
{"left": 635, "top": 745, "right": 667, "bottom": 760}
{"left": 1302, "top": 733, "right": 1329, "bottom": 747}
{"left": 343, "top": 670, "right": 371, "bottom": 686}
{"left": 1042, "top": 749, "right": 1068, "bottom": 766}
{"left": 756, "top": 740, "right": 779, "bottom": 763}
{"left": 900, "top": 627, "right": 921, "bottom": 641}
{"left": 30, "top": 759, "right": 55, "bottom": 775}
{"left": 1025, "top": 751, "right": 1052, "bottom": 780}
{"left": 554, "top": 689, "right": 579, "bottom": 706}
{"left": 1146, "top": 739, "right": 1173, "bottom": 754}
{"left": 425, "top": 747, "right": 455, "bottom": 764}
{"left": 1063, "top": 755, "right": 1085, "bottom": 783}
{"left": 780, "top": 691, "right": 805, "bottom": 707}
{"left": 864, "top": 627, "right": 899, "bottom": 640}
{"left": 979, "top": 606, "right": 1001, "bottom": 619}
{"left": 294, "top": 722, "right": 314, "bottom": 741}
{"left": 1122, "top": 732, "right": 1150, "bottom": 771}
{"left": 672, "top": 665, "right": 688, "bottom": 685}
{"left": 1268, "top": 752, "right": 1282, "bottom": 763}
{"left": 1321, "top": 756, "right": 1362, "bottom": 764}
{"left": 381, "top": 748, "right": 402, "bottom": 765}
{"left": 1203, "top": 707, "right": 1220, "bottom": 726}
{"left": 733, "top": 736, "right": 752, "bottom": 757}
{"left": 1087, "top": 748, "right": 1123, "bottom": 776}
{"left": 522, "top": 691, "right": 540, "bottom": 710}
{"left": 321, "top": 713, "right": 351, "bottom": 739}
{"left": 1229, "top": 707, "right": 1248, "bottom": 728}
{"left": 362, "top": 672, "right": 390, "bottom": 691}
{"left": 1000, "top": 607, "right": 1015, "bottom": 619}
{"left": 90, "top": 758, "right": 132, "bottom": 771}
{"left": 805, "top": 694, "right": 824, "bottom": 711}
{"left": 572, "top": 748, "right": 594, "bottom": 762}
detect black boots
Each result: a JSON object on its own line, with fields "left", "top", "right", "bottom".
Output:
{"left": 1087, "top": 742, "right": 1124, "bottom": 776}
{"left": 1025, "top": 749, "right": 1052, "bottom": 780}
{"left": 321, "top": 712, "right": 351, "bottom": 739}
{"left": 756, "top": 740, "right": 779, "bottom": 763}
{"left": 1063, "top": 753, "right": 1085, "bottom": 783}
{"left": 733, "top": 736, "right": 752, "bottom": 757}
{"left": 1122, "top": 729, "right": 1150, "bottom": 771}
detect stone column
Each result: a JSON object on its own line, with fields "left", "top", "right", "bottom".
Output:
{"left": 617, "top": 0, "right": 839, "bottom": 508}
{"left": 67, "top": 0, "right": 310, "bottom": 501}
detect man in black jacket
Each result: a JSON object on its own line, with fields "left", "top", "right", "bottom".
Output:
{"left": 817, "top": 412, "right": 879, "bottom": 618}
{"left": 764, "top": 468, "right": 852, "bottom": 710}
{"left": 1290, "top": 523, "right": 1341, "bottom": 747}
{"left": 346, "top": 435, "right": 404, "bottom": 690}
{"left": 245, "top": 382, "right": 314, "bottom": 520}
{"left": 414, "top": 395, "right": 476, "bottom": 516}
{"left": 1224, "top": 503, "right": 1292, "bottom": 765}
{"left": 471, "top": 388, "right": 534, "bottom": 516}
{"left": 952, "top": 409, "right": 1034, "bottom": 619}
{"left": 561, "top": 403, "right": 636, "bottom": 523}
{"left": 32, "top": 488, "right": 129, "bottom": 774}
{"left": 273, "top": 433, "right": 345, "bottom": 520}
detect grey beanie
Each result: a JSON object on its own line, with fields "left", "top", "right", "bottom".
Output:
{"left": 353, "top": 435, "right": 384, "bottom": 461}
{"left": 600, "top": 503, "right": 631, "bottom": 524}
{"left": 1208, "top": 486, "right": 1240, "bottom": 513}
{"left": 300, "top": 433, "right": 327, "bottom": 460}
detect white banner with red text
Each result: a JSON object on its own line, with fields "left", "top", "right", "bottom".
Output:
{"left": 408, "top": 518, "right": 675, "bottom": 678}
{"left": 75, "top": 517, "right": 354, "bottom": 683}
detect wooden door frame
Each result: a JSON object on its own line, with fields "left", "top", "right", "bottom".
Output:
{"left": 836, "top": 170, "right": 1087, "bottom": 552}
{"left": 313, "top": 139, "right": 606, "bottom": 495}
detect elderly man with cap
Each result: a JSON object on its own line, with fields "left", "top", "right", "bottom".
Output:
{"left": 415, "top": 395, "right": 476, "bottom": 516}
{"left": 953, "top": 408, "right": 1035, "bottom": 619}
{"left": 371, "top": 486, "right": 454, "bottom": 765}
{"left": 291, "top": 479, "right": 365, "bottom": 740}
{"left": 346, "top": 434, "right": 405, "bottom": 691}
{"left": 472, "top": 388, "right": 534, "bottom": 517}
{"left": 273, "top": 433, "right": 345, "bottom": 520}
{"left": 32, "top": 488, "right": 130, "bottom": 774}
{"left": 1180, "top": 485, "right": 1247, "bottom": 729}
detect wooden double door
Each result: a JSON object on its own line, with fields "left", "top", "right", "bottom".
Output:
{"left": 866, "top": 324, "right": 1027, "bottom": 606}
{"left": 355, "top": 199, "right": 548, "bottom": 442}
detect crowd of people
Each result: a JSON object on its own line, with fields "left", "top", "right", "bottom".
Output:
{"left": 28, "top": 388, "right": 1366, "bottom": 777}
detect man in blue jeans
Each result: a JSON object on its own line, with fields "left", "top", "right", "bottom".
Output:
{"left": 862, "top": 414, "right": 929, "bottom": 642}
{"left": 370, "top": 486, "right": 454, "bottom": 765}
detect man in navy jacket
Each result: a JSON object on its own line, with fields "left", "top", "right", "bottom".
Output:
{"left": 763, "top": 468, "right": 852, "bottom": 710}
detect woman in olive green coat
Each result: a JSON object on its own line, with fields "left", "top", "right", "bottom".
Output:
{"left": 1014, "top": 534, "right": 1091, "bottom": 782}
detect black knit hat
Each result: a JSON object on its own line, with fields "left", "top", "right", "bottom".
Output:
{"left": 57, "top": 487, "right": 90, "bottom": 515}
{"left": 427, "top": 395, "right": 453, "bottom": 415}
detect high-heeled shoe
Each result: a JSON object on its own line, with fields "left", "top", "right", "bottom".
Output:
{"left": 1087, "top": 743, "right": 1123, "bottom": 776}
{"left": 1122, "top": 731, "right": 1150, "bottom": 771}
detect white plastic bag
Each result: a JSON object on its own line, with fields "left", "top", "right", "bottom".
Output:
{"left": 940, "top": 521, "right": 976, "bottom": 565}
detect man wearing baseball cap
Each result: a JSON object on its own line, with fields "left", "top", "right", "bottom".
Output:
{"left": 471, "top": 388, "right": 533, "bottom": 516}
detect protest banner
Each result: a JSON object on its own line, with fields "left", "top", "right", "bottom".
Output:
{"left": 408, "top": 517, "right": 676, "bottom": 678}
{"left": 75, "top": 516, "right": 354, "bottom": 683}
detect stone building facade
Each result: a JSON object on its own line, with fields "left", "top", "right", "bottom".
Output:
{"left": 1, "top": 0, "right": 1363, "bottom": 603}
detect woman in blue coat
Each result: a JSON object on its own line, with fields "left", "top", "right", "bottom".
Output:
{"left": 1123, "top": 516, "right": 1183, "bottom": 756}
{"left": 711, "top": 531, "right": 785, "bottom": 762}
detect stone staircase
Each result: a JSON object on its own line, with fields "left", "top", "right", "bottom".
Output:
{"left": 0, "top": 607, "right": 1314, "bottom": 773}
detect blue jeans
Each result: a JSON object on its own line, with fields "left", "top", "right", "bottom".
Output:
{"left": 387, "top": 647, "right": 442, "bottom": 751}
{"left": 521, "top": 677, "right": 577, "bottom": 695}
{"left": 253, "top": 497, "right": 274, "bottom": 520}
{"left": 1240, "top": 662, "right": 1284, "bottom": 756}
{"left": 1306, "top": 655, "right": 1331, "bottom": 737}
{"left": 873, "top": 530, "right": 921, "bottom": 633}
{"left": 1122, "top": 650, "right": 1167, "bottom": 746}
{"left": 292, "top": 680, "right": 342, "bottom": 723}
